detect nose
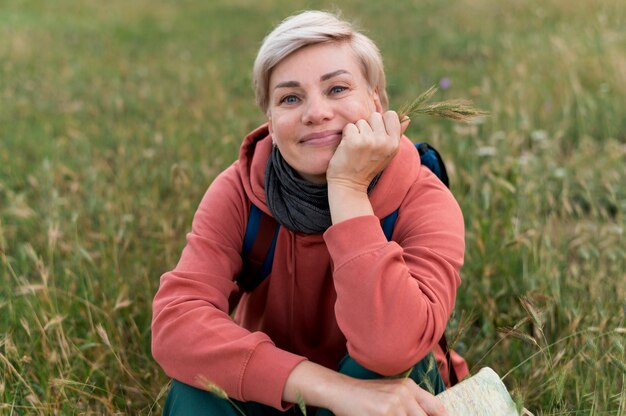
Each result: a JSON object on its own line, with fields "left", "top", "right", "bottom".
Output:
{"left": 301, "top": 94, "right": 333, "bottom": 125}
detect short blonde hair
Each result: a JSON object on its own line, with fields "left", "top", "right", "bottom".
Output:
{"left": 253, "top": 10, "right": 388, "bottom": 113}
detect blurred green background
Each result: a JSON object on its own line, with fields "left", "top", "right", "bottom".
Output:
{"left": 1, "top": 0, "right": 625, "bottom": 413}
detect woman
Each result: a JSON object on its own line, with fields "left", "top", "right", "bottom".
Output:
{"left": 152, "top": 10, "right": 465, "bottom": 416}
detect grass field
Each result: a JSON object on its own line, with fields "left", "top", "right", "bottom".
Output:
{"left": 1, "top": 0, "right": 625, "bottom": 414}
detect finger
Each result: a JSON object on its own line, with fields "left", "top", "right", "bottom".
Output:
{"left": 410, "top": 406, "right": 428, "bottom": 416}
{"left": 355, "top": 118, "right": 373, "bottom": 134}
{"left": 367, "top": 111, "right": 386, "bottom": 135}
{"left": 381, "top": 110, "right": 401, "bottom": 138}
{"left": 391, "top": 383, "right": 427, "bottom": 416}
{"left": 414, "top": 387, "right": 448, "bottom": 416}
{"left": 343, "top": 122, "right": 358, "bottom": 137}
{"left": 405, "top": 397, "right": 428, "bottom": 416}
{"left": 400, "top": 116, "right": 411, "bottom": 136}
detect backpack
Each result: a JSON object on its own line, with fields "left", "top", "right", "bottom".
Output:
{"left": 237, "top": 142, "right": 460, "bottom": 386}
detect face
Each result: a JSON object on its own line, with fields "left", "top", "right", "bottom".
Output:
{"left": 267, "top": 42, "right": 382, "bottom": 184}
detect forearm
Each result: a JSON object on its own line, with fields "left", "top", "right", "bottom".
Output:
{"left": 283, "top": 360, "right": 448, "bottom": 416}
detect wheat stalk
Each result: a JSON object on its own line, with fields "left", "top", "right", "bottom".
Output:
{"left": 397, "top": 85, "right": 488, "bottom": 123}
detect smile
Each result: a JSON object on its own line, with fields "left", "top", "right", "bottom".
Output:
{"left": 299, "top": 130, "right": 343, "bottom": 146}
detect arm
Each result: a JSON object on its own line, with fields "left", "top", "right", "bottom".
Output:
{"left": 282, "top": 360, "right": 448, "bottom": 416}
{"left": 325, "top": 111, "right": 464, "bottom": 375}
{"left": 151, "top": 165, "right": 305, "bottom": 409}
{"left": 326, "top": 196, "right": 463, "bottom": 375}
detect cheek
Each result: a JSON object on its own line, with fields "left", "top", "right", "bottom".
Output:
{"left": 342, "top": 96, "right": 377, "bottom": 120}
{"left": 270, "top": 114, "right": 298, "bottom": 143}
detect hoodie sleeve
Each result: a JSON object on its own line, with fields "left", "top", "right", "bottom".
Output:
{"left": 323, "top": 167, "right": 464, "bottom": 376}
{"left": 151, "top": 165, "right": 306, "bottom": 410}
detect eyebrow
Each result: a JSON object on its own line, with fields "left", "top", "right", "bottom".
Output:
{"left": 273, "top": 69, "right": 351, "bottom": 89}
{"left": 321, "top": 69, "right": 350, "bottom": 81}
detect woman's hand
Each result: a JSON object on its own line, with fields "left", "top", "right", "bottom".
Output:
{"left": 283, "top": 361, "right": 447, "bottom": 416}
{"left": 330, "top": 377, "right": 448, "bottom": 416}
{"left": 325, "top": 111, "right": 410, "bottom": 225}
{"left": 326, "top": 111, "right": 410, "bottom": 193}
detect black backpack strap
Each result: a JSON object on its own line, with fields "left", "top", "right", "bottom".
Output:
{"left": 237, "top": 204, "right": 280, "bottom": 292}
{"left": 381, "top": 210, "right": 399, "bottom": 240}
{"left": 416, "top": 142, "right": 449, "bottom": 188}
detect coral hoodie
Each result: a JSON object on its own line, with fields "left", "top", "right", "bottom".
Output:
{"left": 151, "top": 124, "right": 465, "bottom": 410}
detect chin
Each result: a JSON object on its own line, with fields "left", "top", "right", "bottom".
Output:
{"left": 298, "top": 161, "right": 331, "bottom": 184}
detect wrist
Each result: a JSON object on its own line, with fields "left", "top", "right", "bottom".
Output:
{"left": 283, "top": 361, "right": 348, "bottom": 412}
{"left": 326, "top": 177, "right": 370, "bottom": 195}
{"left": 327, "top": 180, "right": 374, "bottom": 224}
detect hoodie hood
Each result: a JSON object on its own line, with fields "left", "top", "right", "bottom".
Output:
{"left": 237, "top": 122, "right": 422, "bottom": 220}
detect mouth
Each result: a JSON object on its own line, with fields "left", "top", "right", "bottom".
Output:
{"left": 299, "top": 130, "right": 343, "bottom": 146}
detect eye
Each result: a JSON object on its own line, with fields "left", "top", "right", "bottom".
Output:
{"left": 329, "top": 85, "right": 347, "bottom": 95}
{"left": 280, "top": 95, "right": 299, "bottom": 104}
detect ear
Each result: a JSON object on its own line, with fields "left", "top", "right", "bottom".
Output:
{"left": 372, "top": 89, "right": 383, "bottom": 113}
{"left": 267, "top": 111, "right": 274, "bottom": 135}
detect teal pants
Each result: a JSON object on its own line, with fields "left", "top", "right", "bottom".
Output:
{"left": 164, "top": 353, "right": 444, "bottom": 415}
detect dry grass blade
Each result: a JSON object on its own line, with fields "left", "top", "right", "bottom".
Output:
{"left": 397, "top": 85, "right": 488, "bottom": 123}
{"left": 296, "top": 392, "right": 308, "bottom": 415}
{"left": 196, "top": 376, "right": 246, "bottom": 416}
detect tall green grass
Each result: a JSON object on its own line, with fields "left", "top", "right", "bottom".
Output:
{"left": 1, "top": 0, "right": 624, "bottom": 413}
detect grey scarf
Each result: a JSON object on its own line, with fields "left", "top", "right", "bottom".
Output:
{"left": 264, "top": 146, "right": 379, "bottom": 234}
